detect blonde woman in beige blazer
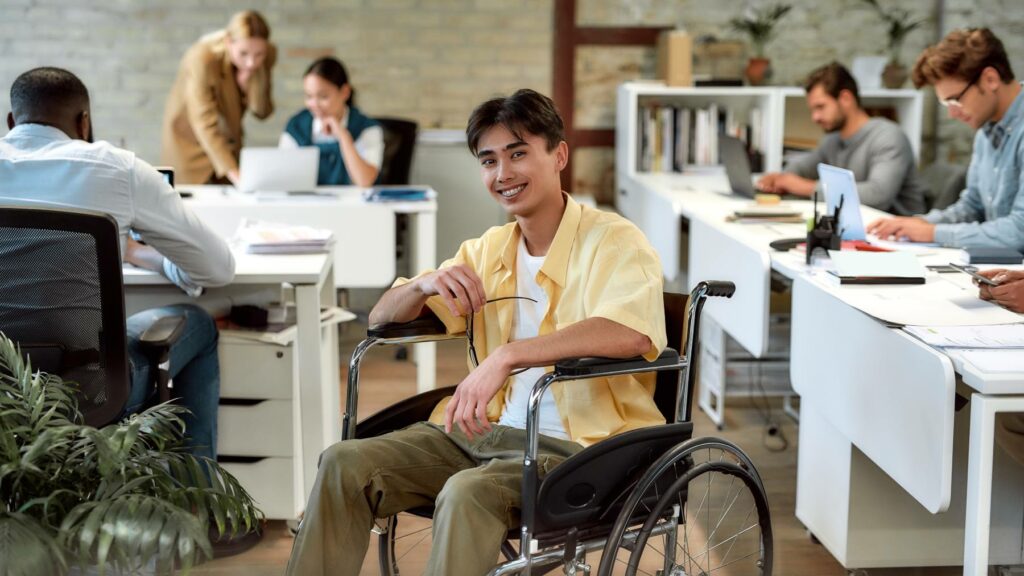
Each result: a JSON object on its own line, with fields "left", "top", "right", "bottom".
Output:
{"left": 161, "top": 11, "right": 276, "bottom": 185}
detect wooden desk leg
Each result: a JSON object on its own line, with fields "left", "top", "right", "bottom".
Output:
{"left": 964, "top": 395, "right": 1024, "bottom": 576}
{"left": 409, "top": 210, "right": 437, "bottom": 393}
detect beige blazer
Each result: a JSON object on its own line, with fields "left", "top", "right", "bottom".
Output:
{"left": 161, "top": 33, "right": 276, "bottom": 184}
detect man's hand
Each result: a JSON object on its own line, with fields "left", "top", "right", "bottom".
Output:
{"left": 124, "top": 237, "right": 164, "bottom": 272}
{"left": 444, "top": 346, "right": 513, "bottom": 439}
{"left": 978, "top": 269, "right": 1024, "bottom": 313}
{"left": 757, "top": 172, "right": 815, "bottom": 196}
{"left": 866, "top": 216, "right": 936, "bottom": 243}
{"left": 416, "top": 264, "right": 486, "bottom": 317}
{"left": 756, "top": 172, "right": 781, "bottom": 192}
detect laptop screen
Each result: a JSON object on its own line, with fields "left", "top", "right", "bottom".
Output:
{"left": 817, "top": 163, "right": 866, "bottom": 240}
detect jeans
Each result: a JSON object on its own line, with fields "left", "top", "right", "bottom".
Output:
{"left": 124, "top": 303, "right": 220, "bottom": 461}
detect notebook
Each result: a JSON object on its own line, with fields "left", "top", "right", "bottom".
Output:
{"left": 827, "top": 250, "right": 926, "bottom": 285}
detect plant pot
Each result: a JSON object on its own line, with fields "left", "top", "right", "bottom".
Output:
{"left": 745, "top": 57, "right": 772, "bottom": 86}
{"left": 882, "top": 61, "right": 908, "bottom": 89}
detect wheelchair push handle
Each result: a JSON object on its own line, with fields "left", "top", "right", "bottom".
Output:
{"left": 695, "top": 280, "right": 736, "bottom": 299}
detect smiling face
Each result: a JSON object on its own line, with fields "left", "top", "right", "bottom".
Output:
{"left": 303, "top": 74, "right": 349, "bottom": 120}
{"left": 475, "top": 124, "right": 567, "bottom": 220}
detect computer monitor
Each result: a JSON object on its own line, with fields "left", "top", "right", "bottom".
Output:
{"left": 817, "top": 163, "right": 866, "bottom": 240}
{"left": 238, "top": 147, "right": 319, "bottom": 193}
{"left": 719, "top": 135, "right": 756, "bottom": 199}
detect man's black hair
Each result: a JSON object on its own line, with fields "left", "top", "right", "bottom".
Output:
{"left": 10, "top": 67, "right": 90, "bottom": 123}
{"left": 465, "top": 89, "right": 565, "bottom": 156}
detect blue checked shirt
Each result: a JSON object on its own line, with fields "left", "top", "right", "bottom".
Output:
{"left": 924, "top": 84, "right": 1024, "bottom": 250}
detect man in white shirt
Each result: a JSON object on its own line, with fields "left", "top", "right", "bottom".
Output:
{"left": 0, "top": 67, "right": 234, "bottom": 460}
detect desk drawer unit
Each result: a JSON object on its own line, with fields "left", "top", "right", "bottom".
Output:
{"left": 220, "top": 457, "right": 298, "bottom": 520}
{"left": 218, "top": 400, "right": 293, "bottom": 457}
{"left": 218, "top": 340, "right": 295, "bottom": 400}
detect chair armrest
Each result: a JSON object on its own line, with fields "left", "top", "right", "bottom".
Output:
{"left": 367, "top": 315, "right": 459, "bottom": 343}
{"left": 553, "top": 349, "right": 680, "bottom": 378}
{"left": 138, "top": 314, "right": 186, "bottom": 352}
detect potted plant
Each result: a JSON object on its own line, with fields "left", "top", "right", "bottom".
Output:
{"left": 729, "top": 3, "right": 793, "bottom": 86}
{"left": 0, "top": 333, "right": 263, "bottom": 575}
{"left": 862, "top": 0, "right": 925, "bottom": 88}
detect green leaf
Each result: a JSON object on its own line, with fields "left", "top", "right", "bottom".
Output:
{"left": 0, "top": 512, "right": 67, "bottom": 576}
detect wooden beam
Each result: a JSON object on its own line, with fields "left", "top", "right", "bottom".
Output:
{"left": 553, "top": 0, "right": 576, "bottom": 191}
{"left": 572, "top": 129, "right": 615, "bottom": 147}
{"left": 575, "top": 26, "right": 668, "bottom": 46}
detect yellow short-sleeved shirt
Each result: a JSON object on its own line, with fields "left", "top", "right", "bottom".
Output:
{"left": 396, "top": 194, "right": 666, "bottom": 447}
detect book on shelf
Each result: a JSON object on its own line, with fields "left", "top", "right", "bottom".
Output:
{"left": 637, "top": 100, "right": 762, "bottom": 173}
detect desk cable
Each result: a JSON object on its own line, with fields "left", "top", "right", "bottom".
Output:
{"left": 751, "top": 363, "right": 789, "bottom": 452}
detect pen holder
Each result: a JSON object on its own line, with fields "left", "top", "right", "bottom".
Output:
{"left": 806, "top": 215, "right": 841, "bottom": 264}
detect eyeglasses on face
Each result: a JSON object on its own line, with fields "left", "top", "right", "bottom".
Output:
{"left": 466, "top": 295, "right": 538, "bottom": 376}
{"left": 938, "top": 69, "right": 985, "bottom": 109}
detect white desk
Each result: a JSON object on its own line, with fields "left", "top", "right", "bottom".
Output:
{"left": 124, "top": 250, "right": 340, "bottom": 518}
{"left": 621, "top": 168, "right": 1024, "bottom": 573}
{"left": 178, "top": 185, "right": 439, "bottom": 392}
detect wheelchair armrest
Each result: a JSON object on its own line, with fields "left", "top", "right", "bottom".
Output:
{"left": 137, "top": 314, "right": 186, "bottom": 355}
{"left": 553, "top": 348, "right": 680, "bottom": 378}
{"left": 367, "top": 315, "right": 456, "bottom": 342}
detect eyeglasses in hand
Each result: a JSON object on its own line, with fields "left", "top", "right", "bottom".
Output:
{"left": 466, "top": 296, "right": 538, "bottom": 376}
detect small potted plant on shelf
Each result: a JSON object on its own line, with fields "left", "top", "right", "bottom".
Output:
{"left": 862, "top": 0, "right": 925, "bottom": 88}
{"left": 729, "top": 3, "right": 792, "bottom": 86}
{"left": 0, "top": 333, "right": 263, "bottom": 575}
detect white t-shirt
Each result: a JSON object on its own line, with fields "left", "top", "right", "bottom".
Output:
{"left": 497, "top": 236, "right": 569, "bottom": 440}
{"left": 278, "top": 108, "right": 384, "bottom": 169}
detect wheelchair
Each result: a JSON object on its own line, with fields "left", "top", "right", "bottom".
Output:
{"left": 343, "top": 281, "right": 773, "bottom": 575}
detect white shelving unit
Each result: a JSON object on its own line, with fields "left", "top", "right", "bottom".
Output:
{"left": 615, "top": 81, "right": 924, "bottom": 428}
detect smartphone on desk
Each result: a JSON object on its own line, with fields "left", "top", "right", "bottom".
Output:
{"left": 949, "top": 262, "right": 1000, "bottom": 286}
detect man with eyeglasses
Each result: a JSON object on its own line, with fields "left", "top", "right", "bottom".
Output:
{"left": 287, "top": 89, "right": 667, "bottom": 575}
{"left": 867, "top": 28, "right": 1024, "bottom": 250}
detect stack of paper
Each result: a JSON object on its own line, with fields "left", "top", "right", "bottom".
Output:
{"left": 236, "top": 220, "right": 333, "bottom": 254}
{"left": 904, "top": 324, "right": 1024, "bottom": 374}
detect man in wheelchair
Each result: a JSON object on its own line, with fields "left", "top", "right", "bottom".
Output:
{"left": 288, "top": 89, "right": 771, "bottom": 576}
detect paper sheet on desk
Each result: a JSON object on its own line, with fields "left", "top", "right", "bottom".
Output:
{"left": 807, "top": 270, "right": 1024, "bottom": 326}
{"left": 956, "top": 349, "right": 1024, "bottom": 373}
{"left": 904, "top": 324, "right": 1024, "bottom": 348}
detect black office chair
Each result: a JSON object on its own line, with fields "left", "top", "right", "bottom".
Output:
{"left": 0, "top": 205, "right": 183, "bottom": 427}
{"left": 345, "top": 282, "right": 774, "bottom": 575}
{"left": 375, "top": 117, "right": 418, "bottom": 186}
{"left": 374, "top": 117, "right": 420, "bottom": 360}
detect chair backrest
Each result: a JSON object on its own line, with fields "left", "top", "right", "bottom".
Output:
{"left": 654, "top": 292, "right": 689, "bottom": 422}
{"left": 0, "top": 205, "right": 130, "bottom": 427}
{"left": 375, "top": 117, "right": 418, "bottom": 185}
{"left": 920, "top": 161, "right": 968, "bottom": 212}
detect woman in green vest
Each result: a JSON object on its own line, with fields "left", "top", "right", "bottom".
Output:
{"left": 280, "top": 57, "right": 382, "bottom": 186}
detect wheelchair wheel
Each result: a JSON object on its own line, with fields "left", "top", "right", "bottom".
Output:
{"left": 597, "top": 437, "right": 773, "bottom": 576}
{"left": 377, "top": 512, "right": 433, "bottom": 575}
{"left": 377, "top": 512, "right": 520, "bottom": 575}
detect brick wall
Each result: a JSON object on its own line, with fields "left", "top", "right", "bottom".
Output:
{"left": 2, "top": 0, "right": 1023, "bottom": 198}
{"left": 0, "top": 0, "right": 552, "bottom": 166}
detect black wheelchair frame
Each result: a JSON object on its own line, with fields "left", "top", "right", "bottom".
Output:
{"left": 342, "top": 280, "right": 773, "bottom": 575}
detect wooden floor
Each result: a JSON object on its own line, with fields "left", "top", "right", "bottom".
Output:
{"left": 193, "top": 326, "right": 966, "bottom": 576}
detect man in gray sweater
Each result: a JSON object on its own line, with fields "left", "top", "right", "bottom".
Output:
{"left": 758, "top": 62, "right": 926, "bottom": 216}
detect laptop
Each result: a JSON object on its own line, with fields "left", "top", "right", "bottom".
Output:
{"left": 238, "top": 147, "right": 319, "bottom": 193}
{"left": 719, "top": 134, "right": 759, "bottom": 198}
{"left": 817, "top": 163, "right": 866, "bottom": 240}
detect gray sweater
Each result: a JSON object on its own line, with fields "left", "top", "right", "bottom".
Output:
{"left": 785, "top": 117, "right": 927, "bottom": 216}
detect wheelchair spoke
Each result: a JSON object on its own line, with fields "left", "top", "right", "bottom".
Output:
{"left": 685, "top": 522, "right": 761, "bottom": 566}
{"left": 704, "top": 474, "right": 742, "bottom": 548}
{"left": 393, "top": 524, "right": 432, "bottom": 541}
{"left": 718, "top": 499, "right": 757, "bottom": 568}
{"left": 395, "top": 528, "right": 432, "bottom": 564}
{"left": 613, "top": 553, "right": 657, "bottom": 576}
{"left": 708, "top": 547, "right": 762, "bottom": 573}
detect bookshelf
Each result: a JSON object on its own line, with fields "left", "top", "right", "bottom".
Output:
{"left": 615, "top": 81, "right": 923, "bottom": 196}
